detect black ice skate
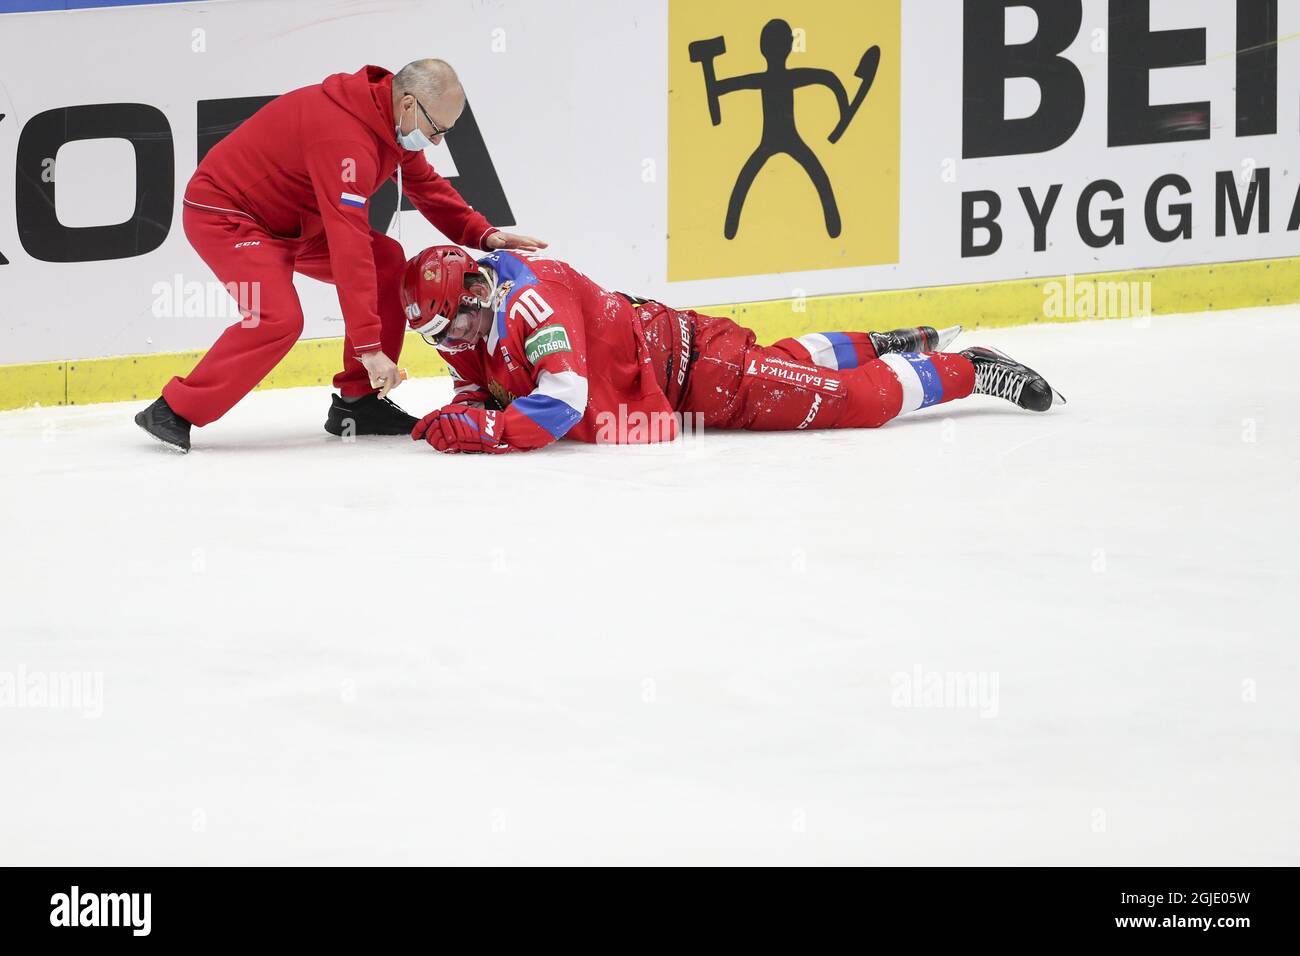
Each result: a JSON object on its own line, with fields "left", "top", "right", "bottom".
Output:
{"left": 870, "top": 324, "right": 961, "bottom": 356}
{"left": 961, "top": 346, "right": 1066, "bottom": 412}
{"left": 324, "top": 392, "right": 420, "bottom": 436}
{"left": 134, "top": 396, "right": 192, "bottom": 453}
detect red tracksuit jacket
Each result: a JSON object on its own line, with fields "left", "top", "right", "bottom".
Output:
{"left": 184, "top": 65, "right": 498, "bottom": 354}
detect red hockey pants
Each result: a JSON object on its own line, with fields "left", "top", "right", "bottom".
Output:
{"left": 680, "top": 313, "right": 975, "bottom": 431}
{"left": 162, "top": 204, "right": 408, "bottom": 427}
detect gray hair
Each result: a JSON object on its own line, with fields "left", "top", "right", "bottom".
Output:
{"left": 393, "top": 59, "right": 463, "bottom": 104}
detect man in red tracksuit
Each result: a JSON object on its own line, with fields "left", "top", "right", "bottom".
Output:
{"left": 398, "top": 247, "right": 1065, "bottom": 455}
{"left": 134, "top": 59, "right": 544, "bottom": 453}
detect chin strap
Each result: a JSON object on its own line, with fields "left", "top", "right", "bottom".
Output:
{"left": 480, "top": 265, "right": 501, "bottom": 311}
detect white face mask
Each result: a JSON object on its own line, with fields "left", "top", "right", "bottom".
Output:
{"left": 395, "top": 103, "right": 435, "bottom": 151}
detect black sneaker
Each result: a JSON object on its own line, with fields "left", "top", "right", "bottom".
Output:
{"left": 324, "top": 392, "right": 420, "bottom": 436}
{"left": 134, "top": 396, "right": 192, "bottom": 452}
{"left": 870, "top": 325, "right": 961, "bottom": 356}
{"left": 961, "top": 346, "right": 1066, "bottom": 412}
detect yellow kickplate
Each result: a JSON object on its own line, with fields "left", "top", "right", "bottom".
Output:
{"left": 65, "top": 350, "right": 208, "bottom": 407}
{"left": 5, "top": 332, "right": 447, "bottom": 412}
{"left": 3, "top": 255, "right": 1299, "bottom": 412}
{"left": 0, "top": 361, "right": 67, "bottom": 410}
{"left": 721, "top": 257, "right": 1300, "bottom": 345}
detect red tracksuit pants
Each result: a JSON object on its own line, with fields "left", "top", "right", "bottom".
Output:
{"left": 678, "top": 312, "right": 975, "bottom": 430}
{"left": 162, "top": 204, "right": 408, "bottom": 426}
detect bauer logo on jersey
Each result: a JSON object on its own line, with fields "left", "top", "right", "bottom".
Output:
{"left": 668, "top": 0, "right": 900, "bottom": 280}
{"left": 524, "top": 325, "right": 572, "bottom": 365}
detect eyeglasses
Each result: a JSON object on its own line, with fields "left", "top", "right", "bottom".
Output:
{"left": 414, "top": 97, "right": 454, "bottom": 138}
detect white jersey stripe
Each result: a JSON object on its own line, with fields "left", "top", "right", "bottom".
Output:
{"left": 535, "top": 369, "right": 588, "bottom": 415}
{"left": 880, "top": 353, "right": 924, "bottom": 414}
{"left": 796, "top": 332, "right": 839, "bottom": 370}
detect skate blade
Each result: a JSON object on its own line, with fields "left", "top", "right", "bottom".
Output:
{"left": 934, "top": 325, "right": 962, "bottom": 351}
{"left": 140, "top": 430, "right": 189, "bottom": 454}
{"left": 135, "top": 419, "right": 190, "bottom": 454}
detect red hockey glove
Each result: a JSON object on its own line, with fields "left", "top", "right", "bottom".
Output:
{"left": 411, "top": 404, "right": 511, "bottom": 454}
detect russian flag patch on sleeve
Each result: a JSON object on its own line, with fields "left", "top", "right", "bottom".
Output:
{"left": 340, "top": 192, "right": 366, "bottom": 209}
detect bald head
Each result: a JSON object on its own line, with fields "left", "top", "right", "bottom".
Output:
{"left": 394, "top": 59, "right": 463, "bottom": 107}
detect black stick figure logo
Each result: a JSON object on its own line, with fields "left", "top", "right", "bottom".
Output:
{"left": 689, "top": 19, "right": 880, "bottom": 240}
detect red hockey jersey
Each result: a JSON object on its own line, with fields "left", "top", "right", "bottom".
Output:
{"left": 439, "top": 252, "right": 678, "bottom": 450}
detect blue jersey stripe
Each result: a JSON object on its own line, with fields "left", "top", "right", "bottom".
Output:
{"left": 511, "top": 394, "right": 582, "bottom": 439}
{"left": 823, "top": 331, "right": 859, "bottom": 370}
{"left": 901, "top": 353, "right": 945, "bottom": 407}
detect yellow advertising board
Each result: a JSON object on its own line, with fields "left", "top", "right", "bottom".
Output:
{"left": 669, "top": 0, "right": 901, "bottom": 281}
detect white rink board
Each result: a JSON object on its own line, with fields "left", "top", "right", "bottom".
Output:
{"left": 3, "top": 0, "right": 1300, "bottom": 363}
{"left": 1, "top": 308, "right": 1297, "bottom": 865}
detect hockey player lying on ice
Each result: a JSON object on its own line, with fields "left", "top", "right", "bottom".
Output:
{"left": 400, "top": 246, "right": 1065, "bottom": 454}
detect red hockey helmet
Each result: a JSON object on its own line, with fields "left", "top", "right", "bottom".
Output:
{"left": 400, "top": 245, "right": 489, "bottom": 347}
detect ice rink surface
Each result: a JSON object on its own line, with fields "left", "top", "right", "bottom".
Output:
{"left": 2, "top": 307, "right": 1298, "bottom": 865}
